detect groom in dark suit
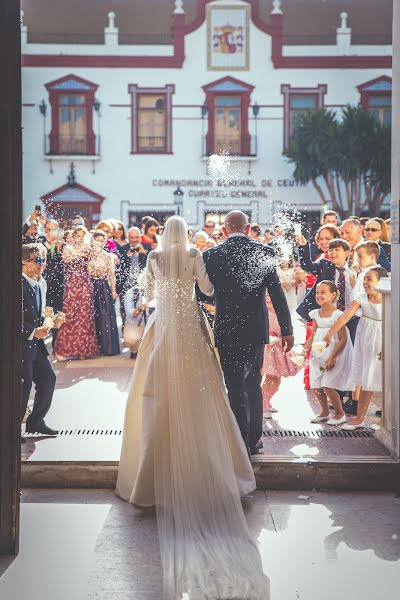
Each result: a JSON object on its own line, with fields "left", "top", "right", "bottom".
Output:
{"left": 202, "top": 211, "right": 293, "bottom": 455}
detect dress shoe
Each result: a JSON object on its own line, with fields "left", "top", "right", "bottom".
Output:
{"left": 326, "top": 415, "right": 347, "bottom": 426}
{"left": 255, "top": 439, "right": 263, "bottom": 450}
{"left": 25, "top": 423, "right": 59, "bottom": 436}
{"left": 341, "top": 422, "right": 366, "bottom": 431}
{"left": 250, "top": 447, "right": 260, "bottom": 455}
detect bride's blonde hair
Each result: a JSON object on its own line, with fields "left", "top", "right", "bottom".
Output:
{"left": 158, "top": 215, "right": 190, "bottom": 253}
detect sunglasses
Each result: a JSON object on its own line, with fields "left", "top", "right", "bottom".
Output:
{"left": 26, "top": 256, "right": 46, "bottom": 264}
{"left": 364, "top": 228, "right": 381, "bottom": 232}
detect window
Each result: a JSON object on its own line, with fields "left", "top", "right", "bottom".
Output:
{"left": 59, "top": 95, "right": 87, "bottom": 154}
{"left": 45, "top": 75, "right": 98, "bottom": 156}
{"left": 203, "top": 76, "right": 254, "bottom": 156}
{"left": 138, "top": 94, "right": 167, "bottom": 152}
{"left": 281, "top": 84, "right": 327, "bottom": 151}
{"left": 358, "top": 76, "right": 392, "bottom": 127}
{"left": 129, "top": 85, "right": 175, "bottom": 154}
{"left": 214, "top": 96, "right": 241, "bottom": 154}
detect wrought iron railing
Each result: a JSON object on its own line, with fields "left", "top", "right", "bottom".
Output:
{"left": 202, "top": 135, "right": 257, "bottom": 157}
{"left": 137, "top": 136, "right": 167, "bottom": 152}
{"left": 45, "top": 135, "right": 100, "bottom": 156}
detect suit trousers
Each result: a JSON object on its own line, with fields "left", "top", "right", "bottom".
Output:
{"left": 22, "top": 347, "right": 56, "bottom": 426}
{"left": 218, "top": 343, "right": 265, "bottom": 450}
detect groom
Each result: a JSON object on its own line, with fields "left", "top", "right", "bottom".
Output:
{"left": 202, "top": 211, "right": 294, "bottom": 455}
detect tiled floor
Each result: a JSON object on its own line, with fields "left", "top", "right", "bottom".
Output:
{"left": 1, "top": 489, "right": 399, "bottom": 600}
{"left": 22, "top": 316, "right": 384, "bottom": 462}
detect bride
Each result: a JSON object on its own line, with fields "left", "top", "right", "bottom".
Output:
{"left": 116, "top": 216, "right": 269, "bottom": 599}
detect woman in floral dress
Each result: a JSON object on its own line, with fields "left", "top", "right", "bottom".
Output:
{"left": 54, "top": 226, "right": 99, "bottom": 360}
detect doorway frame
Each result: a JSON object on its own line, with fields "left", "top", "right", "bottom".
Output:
{"left": 0, "top": 0, "right": 22, "bottom": 555}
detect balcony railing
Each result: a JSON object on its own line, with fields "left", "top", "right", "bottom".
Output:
{"left": 202, "top": 135, "right": 257, "bottom": 157}
{"left": 137, "top": 136, "right": 167, "bottom": 153}
{"left": 45, "top": 134, "right": 100, "bottom": 156}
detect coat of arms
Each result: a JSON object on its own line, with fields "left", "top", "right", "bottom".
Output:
{"left": 207, "top": 5, "right": 249, "bottom": 71}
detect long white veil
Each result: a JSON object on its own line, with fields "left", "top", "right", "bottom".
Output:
{"left": 147, "top": 216, "right": 269, "bottom": 599}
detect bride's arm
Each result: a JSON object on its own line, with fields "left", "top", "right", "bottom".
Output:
{"left": 193, "top": 249, "right": 214, "bottom": 297}
{"left": 143, "top": 255, "right": 156, "bottom": 305}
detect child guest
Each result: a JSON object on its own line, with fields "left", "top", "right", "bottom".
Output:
{"left": 304, "top": 281, "right": 352, "bottom": 425}
{"left": 325, "top": 267, "right": 388, "bottom": 429}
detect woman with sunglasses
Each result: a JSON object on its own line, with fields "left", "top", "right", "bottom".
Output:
{"left": 364, "top": 218, "right": 391, "bottom": 268}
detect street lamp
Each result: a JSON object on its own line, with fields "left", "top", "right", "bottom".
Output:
{"left": 173, "top": 186, "right": 184, "bottom": 216}
{"left": 251, "top": 102, "right": 260, "bottom": 156}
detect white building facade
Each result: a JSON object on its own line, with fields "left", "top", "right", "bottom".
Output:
{"left": 21, "top": 0, "right": 393, "bottom": 229}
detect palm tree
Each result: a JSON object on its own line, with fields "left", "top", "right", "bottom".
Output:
{"left": 286, "top": 106, "right": 391, "bottom": 218}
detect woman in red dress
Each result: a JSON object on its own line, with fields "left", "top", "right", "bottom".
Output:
{"left": 54, "top": 226, "right": 99, "bottom": 360}
{"left": 140, "top": 218, "right": 159, "bottom": 252}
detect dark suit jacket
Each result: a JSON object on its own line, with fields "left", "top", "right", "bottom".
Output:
{"left": 43, "top": 242, "right": 65, "bottom": 313}
{"left": 296, "top": 244, "right": 336, "bottom": 321}
{"left": 202, "top": 236, "right": 293, "bottom": 347}
{"left": 377, "top": 241, "right": 391, "bottom": 271}
{"left": 22, "top": 277, "right": 48, "bottom": 358}
{"left": 118, "top": 247, "right": 147, "bottom": 293}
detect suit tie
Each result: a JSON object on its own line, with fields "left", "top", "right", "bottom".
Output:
{"left": 33, "top": 284, "right": 41, "bottom": 313}
{"left": 336, "top": 267, "right": 346, "bottom": 311}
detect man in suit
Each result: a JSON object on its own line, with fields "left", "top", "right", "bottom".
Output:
{"left": 119, "top": 227, "right": 148, "bottom": 317}
{"left": 42, "top": 220, "right": 65, "bottom": 346}
{"left": 202, "top": 211, "right": 293, "bottom": 456}
{"left": 22, "top": 244, "right": 58, "bottom": 439}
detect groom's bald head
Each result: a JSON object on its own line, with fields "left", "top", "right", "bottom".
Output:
{"left": 223, "top": 211, "right": 250, "bottom": 237}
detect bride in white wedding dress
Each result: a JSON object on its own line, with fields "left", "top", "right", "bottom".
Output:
{"left": 116, "top": 216, "right": 269, "bottom": 599}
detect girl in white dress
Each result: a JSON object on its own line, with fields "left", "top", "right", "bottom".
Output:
{"left": 304, "top": 281, "right": 352, "bottom": 425}
{"left": 325, "top": 267, "right": 387, "bottom": 430}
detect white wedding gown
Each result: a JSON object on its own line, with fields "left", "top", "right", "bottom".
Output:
{"left": 116, "top": 246, "right": 269, "bottom": 599}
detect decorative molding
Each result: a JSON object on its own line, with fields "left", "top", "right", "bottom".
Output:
{"left": 357, "top": 75, "right": 392, "bottom": 108}
{"left": 21, "top": 0, "right": 392, "bottom": 70}
{"left": 202, "top": 75, "right": 254, "bottom": 156}
{"left": 45, "top": 74, "right": 98, "bottom": 155}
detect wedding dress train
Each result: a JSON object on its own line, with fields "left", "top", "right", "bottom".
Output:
{"left": 116, "top": 218, "right": 269, "bottom": 599}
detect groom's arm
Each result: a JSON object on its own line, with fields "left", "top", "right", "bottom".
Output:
{"left": 196, "top": 248, "right": 215, "bottom": 304}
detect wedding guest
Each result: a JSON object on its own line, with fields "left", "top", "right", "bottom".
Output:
{"left": 71, "top": 214, "right": 86, "bottom": 228}
{"left": 22, "top": 244, "right": 58, "bottom": 438}
{"left": 141, "top": 218, "right": 160, "bottom": 252}
{"left": 123, "top": 286, "right": 149, "bottom": 358}
{"left": 206, "top": 238, "right": 217, "bottom": 249}
{"left": 113, "top": 220, "right": 129, "bottom": 249}
{"left": 203, "top": 219, "right": 216, "bottom": 237}
{"left": 141, "top": 215, "right": 153, "bottom": 233}
{"left": 310, "top": 210, "right": 339, "bottom": 259}
{"left": 88, "top": 231, "right": 120, "bottom": 356}
{"left": 54, "top": 226, "right": 99, "bottom": 361}
{"left": 325, "top": 267, "right": 388, "bottom": 429}
{"left": 359, "top": 217, "right": 371, "bottom": 237}
{"left": 22, "top": 219, "right": 40, "bottom": 244}
{"left": 63, "top": 229, "right": 74, "bottom": 244}
{"left": 95, "top": 219, "right": 119, "bottom": 256}
{"left": 187, "top": 228, "right": 195, "bottom": 244}
{"left": 385, "top": 218, "right": 391, "bottom": 241}
{"left": 262, "top": 293, "right": 301, "bottom": 420}
{"left": 263, "top": 228, "right": 273, "bottom": 244}
{"left": 364, "top": 218, "right": 391, "bottom": 263}
{"left": 250, "top": 223, "right": 262, "bottom": 240}
{"left": 277, "top": 257, "right": 298, "bottom": 314}
{"left": 304, "top": 281, "right": 351, "bottom": 426}
{"left": 350, "top": 241, "right": 380, "bottom": 299}
{"left": 193, "top": 231, "right": 208, "bottom": 252}
{"left": 42, "top": 220, "right": 65, "bottom": 314}
{"left": 340, "top": 219, "right": 363, "bottom": 267}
